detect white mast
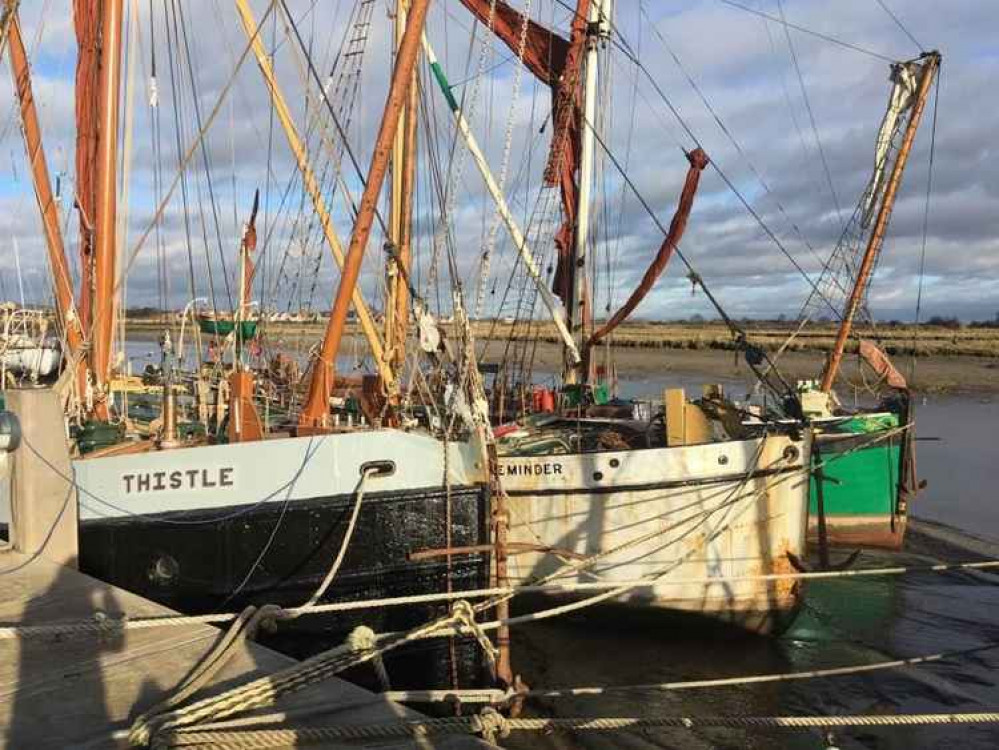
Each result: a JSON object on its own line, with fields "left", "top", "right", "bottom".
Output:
{"left": 12, "top": 237, "right": 25, "bottom": 308}
{"left": 567, "top": 0, "right": 608, "bottom": 383}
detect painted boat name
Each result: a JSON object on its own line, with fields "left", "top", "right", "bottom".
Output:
{"left": 122, "top": 467, "right": 235, "bottom": 494}
{"left": 498, "top": 462, "right": 563, "bottom": 477}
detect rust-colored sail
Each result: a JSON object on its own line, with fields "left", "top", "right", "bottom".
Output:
{"left": 240, "top": 190, "right": 260, "bottom": 312}
{"left": 458, "top": 0, "right": 590, "bottom": 305}
{"left": 73, "top": 0, "right": 101, "bottom": 333}
{"left": 588, "top": 148, "right": 709, "bottom": 348}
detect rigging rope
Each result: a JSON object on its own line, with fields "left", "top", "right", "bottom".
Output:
{"left": 909, "top": 71, "right": 939, "bottom": 380}
{"left": 873, "top": 0, "right": 924, "bottom": 54}
{"left": 716, "top": 0, "right": 896, "bottom": 62}
{"left": 776, "top": 0, "right": 845, "bottom": 232}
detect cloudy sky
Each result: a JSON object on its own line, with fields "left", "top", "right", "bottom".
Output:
{"left": 1, "top": 0, "right": 997, "bottom": 323}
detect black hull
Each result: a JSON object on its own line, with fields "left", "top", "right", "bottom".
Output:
{"left": 79, "top": 483, "right": 493, "bottom": 690}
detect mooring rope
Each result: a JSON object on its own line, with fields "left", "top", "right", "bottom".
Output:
{"left": 129, "top": 601, "right": 489, "bottom": 748}
{"left": 3, "top": 551, "right": 996, "bottom": 641}
{"left": 150, "top": 709, "right": 999, "bottom": 748}
{"left": 378, "top": 639, "right": 999, "bottom": 706}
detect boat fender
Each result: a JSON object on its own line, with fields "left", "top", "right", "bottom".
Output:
{"left": 0, "top": 411, "right": 21, "bottom": 453}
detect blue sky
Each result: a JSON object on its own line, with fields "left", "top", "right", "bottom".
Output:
{"left": 1, "top": 0, "right": 997, "bottom": 322}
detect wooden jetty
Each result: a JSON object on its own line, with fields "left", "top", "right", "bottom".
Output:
{"left": 0, "top": 390, "right": 484, "bottom": 749}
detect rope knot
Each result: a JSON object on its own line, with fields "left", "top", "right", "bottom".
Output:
{"left": 473, "top": 707, "right": 511, "bottom": 743}
{"left": 94, "top": 610, "right": 128, "bottom": 642}
{"left": 347, "top": 625, "right": 390, "bottom": 690}
{"left": 346, "top": 624, "right": 378, "bottom": 652}
{"left": 451, "top": 600, "right": 499, "bottom": 674}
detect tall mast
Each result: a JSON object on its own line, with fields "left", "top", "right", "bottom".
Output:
{"left": 386, "top": 0, "right": 418, "bottom": 372}
{"left": 566, "top": 0, "right": 608, "bottom": 384}
{"left": 233, "top": 0, "right": 392, "bottom": 387}
{"left": 299, "top": 0, "right": 430, "bottom": 428}
{"left": 821, "top": 52, "right": 940, "bottom": 392}
{"left": 3, "top": 4, "right": 86, "bottom": 393}
{"left": 91, "top": 0, "right": 124, "bottom": 420}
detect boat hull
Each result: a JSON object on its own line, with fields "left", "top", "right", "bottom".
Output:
{"left": 809, "top": 418, "right": 907, "bottom": 550}
{"left": 498, "top": 433, "right": 811, "bottom": 634}
{"left": 0, "top": 344, "right": 61, "bottom": 379}
{"left": 72, "top": 430, "right": 493, "bottom": 687}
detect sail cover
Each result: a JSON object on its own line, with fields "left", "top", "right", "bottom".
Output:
{"left": 589, "top": 148, "right": 710, "bottom": 347}
{"left": 74, "top": 0, "right": 102, "bottom": 331}
{"left": 459, "top": 0, "right": 590, "bottom": 305}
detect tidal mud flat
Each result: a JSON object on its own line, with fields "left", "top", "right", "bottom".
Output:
{"left": 479, "top": 341, "right": 999, "bottom": 397}
{"left": 126, "top": 323, "right": 999, "bottom": 396}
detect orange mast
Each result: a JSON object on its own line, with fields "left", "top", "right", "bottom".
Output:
{"left": 388, "top": 0, "right": 419, "bottom": 372}
{"left": 4, "top": 3, "right": 87, "bottom": 395}
{"left": 821, "top": 52, "right": 940, "bottom": 392}
{"left": 90, "top": 0, "right": 124, "bottom": 420}
{"left": 299, "top": 0, "right": 431, "bottom": 427}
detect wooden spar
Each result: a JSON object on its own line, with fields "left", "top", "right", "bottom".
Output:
{"left": 421, "top": 34, "right": 580, "bottom": 363}
{"left": 393, "top": 23, "right": 418, "bottom": 371}
{"left": 384, "top": 0, "right": 404, "bottom": 361}
{"left": 820, "top": 52, "right": 940, "bottom": 393}
{"left": 232, "top": 0, "right": 392, "bottom": 389}
{"left": 565, "top": 0, "right": 604, "bottom": 384}
{"left": 387, "top": 0, "right": 417, "bottom": 372}
{"left": 91, "top": 0, "right": 124, "bottom": 420}
{"left": 299, "top": 0, "right": 431, "bottom": 427}
{"left": 4, "top": 5, "right": 87, "bottom": 395}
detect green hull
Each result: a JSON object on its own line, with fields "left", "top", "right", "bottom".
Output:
{"left": 809, "top": 412, "right": 906, "bottom": 548}
{"left": 196, "top": 317, "right": 258, "bottom": 339}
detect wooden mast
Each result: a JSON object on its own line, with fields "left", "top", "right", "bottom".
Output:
{"left": 90, "top": 0, "right": 124, "bottom": 420}
{"left": 299, "top": 0, "right": 431, "bottom": 427}
{"left": 565, "top": 0, "right": 605, "bottom": 384}
{"left": 386, "top": 0, "right": 418, "bottom": 372}
{"left": 820, "top": 52, "right": 940, "bottom": 392}
{"left": 234, "top": 0, "right": 393, "bottom": 388}
{"left": 3, "top": 3, "right": 87, "bottom": 396}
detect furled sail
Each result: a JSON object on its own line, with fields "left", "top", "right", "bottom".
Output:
{"left": 458, "top": 0, "right": 590, "bottom": 304}
{"left": 588, "top": 148, "right": 710, "bottom": 348}
{"left": 240, "top": 190, "right": 260, "bottom": 315}
{"left": 73, "top": 0, "right": 101, "bottom": 332}
{"left": 862, "top": 61, "right": 918, "bottom": 228}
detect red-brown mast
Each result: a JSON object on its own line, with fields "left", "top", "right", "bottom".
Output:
{"left": 74, "top": 0, "right": 100, "bottom": 340}
{"left": 5, "top": 3, "right": 87, "bottom": 395}
{"left": 820, "top": 53, "right": 940, "bottom": 392}
{"left": 90, "top": 0, "right": 124, "bottom": 420}
{"left": 299, "top": 0, "right": 431, "bottom": 427}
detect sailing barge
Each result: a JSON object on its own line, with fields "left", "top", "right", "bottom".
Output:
{"left": 800, "top": 51, "right": 940, "bottom": 550}
{"left": 2, "top": 0, "right": 830, "bottom": 688}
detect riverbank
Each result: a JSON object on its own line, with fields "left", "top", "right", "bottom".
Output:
{"left": 488, "top": 342, "right": 999, "bottom": 396}
{"left": 124, "top": 319, "right": 999, "bottom": 395}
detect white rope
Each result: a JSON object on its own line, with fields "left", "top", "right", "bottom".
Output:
{"left": 473, "top": 0, "right": 534, "bottom": 319}
{"left": 154, "top": 709, "right": 999, "bottom": 747}
{"left": 3, "top": 552, "right": 995, "bottom": 641}
{"left": 129, "top": 601, "right": 490, "bottom": 748}
{"left": 293, "top": 467, "right": 373, "bottom": 613}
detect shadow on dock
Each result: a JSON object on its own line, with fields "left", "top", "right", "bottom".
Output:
{"left": 5, "top": 565, "right": 124, "bottom": 748}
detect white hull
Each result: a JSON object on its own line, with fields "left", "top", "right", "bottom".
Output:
{"left": 71, "top": 429, "right": 483, "bottom": 520}
{"left": 0, "top": 344, "right": 61, "bottom": 379}
{"left": 498, "top": 433, "right": 811, "bottom": 630}
{"left": 66, "top": 426, "right": 809, "bottom": 632}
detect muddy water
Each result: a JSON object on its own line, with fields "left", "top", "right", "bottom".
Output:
{"left": 506, "top": 374, "right": 999, "bottom": 750}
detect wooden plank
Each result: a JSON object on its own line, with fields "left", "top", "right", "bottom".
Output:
{"left": 0, "top": 550, "right": 483, "bottom": 749}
